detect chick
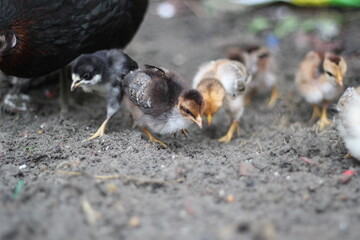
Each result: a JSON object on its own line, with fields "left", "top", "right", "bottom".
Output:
{"left": 336, "top": 87, "right": 360, "bottom": 160}
{"left": 123, "top": 65, "right": 204, "bottom": 148}
{"left": 227, "top": 46, "right": 278, "bottom": 107}
{"left": 71, "top": 49, "right": 138, "bottom": 140}
{"left": 193, "top": 59, "right": 252, "bottom": 143}
{"left": 295, "top": 51, "right": 347, "bottom": 130}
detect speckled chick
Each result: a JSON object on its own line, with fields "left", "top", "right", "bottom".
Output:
{"left": 123, "top": 65, "right": 204, "bottom": 148}
{"left": 295, "top": 51, "right": 347, "bottom": 130}
{"left": 71, "top": 49, "right": 138, "bottom": 140}
{"left": 193, "top": 59, "right": 252, "bottom": 143}
{"left": 337, "top": 86, "right": 360, "bottom": 160}
{"left": 227, "top": 45, "right": 278, "bottom": 108}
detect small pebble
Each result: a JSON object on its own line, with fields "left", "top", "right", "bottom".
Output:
{"left": 128, "top": 216, "right": 140, "bottom": 228}
{"left": 227, "top": 195, "right": 235, "bottom": 203}
{"left": 19, "top": 164, "right": 27, "bottom": 170}
{"left": 219, "top": 190, "right": 225, "bottom": 197}
{"left": 106, "top": 183, "right": 117, "bottom": 194}
{"left": 156, "top": 2, "right": 176, "bottom": 19}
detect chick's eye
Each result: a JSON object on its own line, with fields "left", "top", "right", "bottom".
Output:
{"left": 326, "top": 71, "right": 334, "bottom": 77}
{"left": 185, "top": 108, "right": 191, "bottom": 115}
{"left": 258, "top": 53, "right": 269, "bottom": 59}
{"left": 82, "top": 73, "right": 91, "bottom": 80}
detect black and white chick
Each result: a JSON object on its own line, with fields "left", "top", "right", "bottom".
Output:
{"left": 123, "top": 65, "right": 204, "bottom": 148}
{"left": 71, "top": 49, "right": 138, "bottom": 140}
{"left": 336, "top": 86, "right": 360, "bottom": 160}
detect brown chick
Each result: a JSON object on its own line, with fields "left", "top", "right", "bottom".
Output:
{"left": 295, "top": 51, "right": 347, "bottom": 130}
{"left": 123, "top": 65, "right": 204, "bottom": 148}
{"left": 227, "top": 45, "right": 278, "bottom": 108}
{"left": 193, "top": 59, "right": 252, "bottom": 143}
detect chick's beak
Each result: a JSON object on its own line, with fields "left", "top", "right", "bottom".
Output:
{"left": 206, "top": 114, "right": 213, "bottom": 126}
{"left": 71, "top": 75, "right": 83, "bottom": 91}
{"left": 194, "top": 115, "right": 203, "bottom": 129}
{"left": 336, "top": 73, "right": 343, "bottom": 87}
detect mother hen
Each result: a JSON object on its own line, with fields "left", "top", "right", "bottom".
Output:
{"left": 0, "top": 0, "right": 148, "bottom": 78}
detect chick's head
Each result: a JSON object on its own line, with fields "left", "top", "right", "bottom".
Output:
{"left": 71, "top": 55, "right": 105, "bottom": 91}
{"left": 322, "top": 53, "right": 347, "bottom": 87}
{"left": 178, "top": 89, "right": 205, "bottom": 128}
{"left": 255, "top": 48, "right": 271, "bottom": 72}
{"left": 197, "top": 78, "right": 225, "bottom": 125}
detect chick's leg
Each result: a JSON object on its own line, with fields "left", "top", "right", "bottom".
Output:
{"left": 87, "top": 118, "right": 110, "bottom": 140}
{"left": 219, "top": 121, "right": 239, "bottom": 143}
{"left": 317, "top": 104, "right": 332, "bottom": 130}
{"left": 181, "top": 129, "right": 189, "bottom": 138}
{"left": 142, "top": 128, "right": 168, "bottom": 148}
{"left": 309, "top": 104, "right": 321, "bottom": 123}
{"left": 87, "top": 89, "right": 121, "bottom": 140}
{"left": 244, "top": 89, "right": 256, "bottom": 106}
{"left": 267, "top": 85, "right": 279, "bottom": 108}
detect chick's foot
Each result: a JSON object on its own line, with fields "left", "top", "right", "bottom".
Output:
{"left": 219, "top": 121, "right": 239, "bottom": 143}
{"left": 87, "top": 118, "right": 110, "bottom": 140}
{"left": 267, "top": 86, "right": 279, "bottom": 108}
{"left": 317, "top": 105, "right": 332, "bottom": 131}
{"left": 142, "top": 127, "right": 168, "bottom": 148}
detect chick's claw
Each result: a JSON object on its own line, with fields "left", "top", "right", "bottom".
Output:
{"left": 317, "top": 117, "right": 332, "bottom": 131}
{"left": 310, "top": 105, "right": 321, "bottom": 123}
{"left": 219, "top": 122, "right": 239, "bottom": 143}
{"left": 87, "top": 119, "right": 109, "bottom": 141}
{"left": 142, "top": 128, "right": 168, "bottom": 148}
{"left": 181, "top": 129, "right": 189, "bottom": 138}
{"left": 267, "top": 86, "right": 279, "bottom": 108}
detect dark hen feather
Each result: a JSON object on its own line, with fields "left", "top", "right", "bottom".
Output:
{"left": 0, "top": 0, "right": 148, "bottom": 77}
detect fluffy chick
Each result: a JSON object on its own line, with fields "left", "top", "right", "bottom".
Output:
{"left": 336, "top": 86, "right": 360, "bottom": 160}
{"left": 123, "top": 65, "right": 204, "bottom": 148}
{"left": 227, "top": 45, "right": 278, "bottom": 107}
{"left": 295, "top": 51, "right": 347, "bottom": 130}
{"left": 193, "top": 59, "right": 252, "bottom": 143}
{"left": 71, "top": 49, "right": 138, "bottom": 140}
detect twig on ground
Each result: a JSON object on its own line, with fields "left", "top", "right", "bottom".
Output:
{"left": 300, "top": 156, "right": 319, "bottom": 165}
{"left": 56, "top": 161, "right": 184, "bottom": 187}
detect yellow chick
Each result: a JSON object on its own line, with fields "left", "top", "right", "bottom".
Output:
{"left": 295, "top": 51, "right": 347, "bottom": 130}
{"left": 193, "top": 59, "right": 251, "bottom": 143}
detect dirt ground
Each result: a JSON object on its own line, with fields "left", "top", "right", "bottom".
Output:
{"left": 1, "top": 2, "right": 360, "bottom": 240}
